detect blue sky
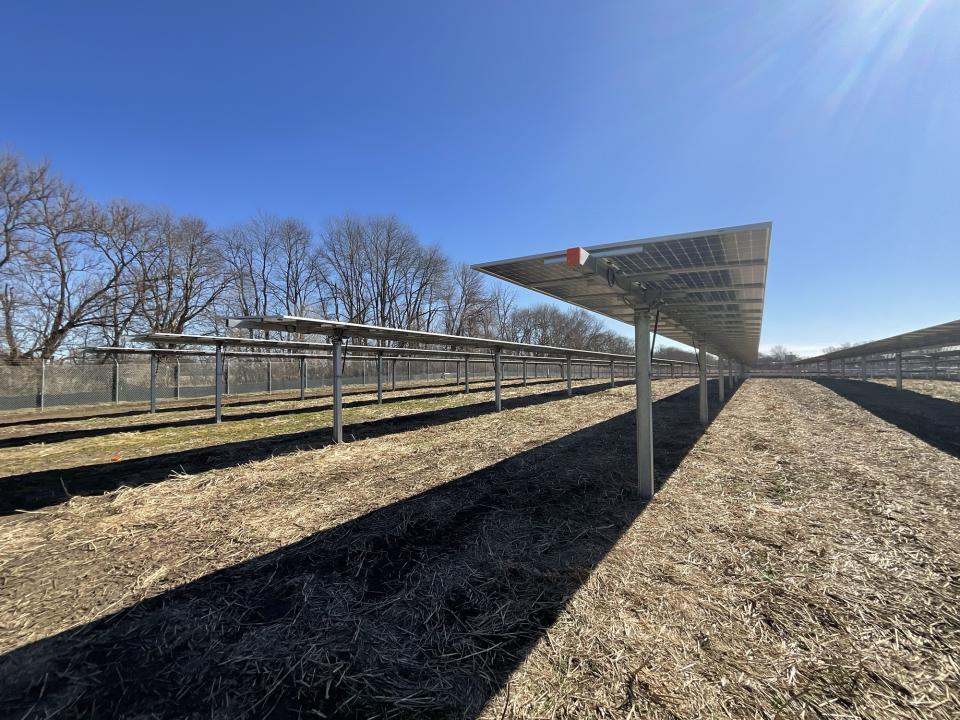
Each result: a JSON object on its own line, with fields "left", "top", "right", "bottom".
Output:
{"left": 5, "top": 1, "right": 959, "bottom": 356}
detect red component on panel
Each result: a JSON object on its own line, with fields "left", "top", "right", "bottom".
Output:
{"left": 566, "top": 247, "right": 589, "bottom": 267}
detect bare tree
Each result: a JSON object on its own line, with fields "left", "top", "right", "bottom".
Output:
{"left": 222, "top": 212, "right": 281, "bottom": 335}
{"left": 272, "top": 217, "right": 316, "bottom": 316}
{"left": 314, "top": 214, "right": 370, "bottom": 324}
{"left": 3, "top": 178, "right": 144, "bottom": 358}
{"left": 442, "top": 263, "right": 490, "bottom": 337}
{"left": 137, "top": 214, "right": 228, "bottom": 335}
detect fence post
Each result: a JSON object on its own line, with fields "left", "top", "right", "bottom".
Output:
{"left": 299, "top": 357, "right": 306, "bottom": 401}
{"left": 113, "top": 359, "right": 121, "bottom": 403}
{"left": 149, "top": 354, "right": 158, "bottom": 413}
{"left": 267, "top": 360, "right": 273, "bottom": 393}
{"left": 174, "top": 359, "right": 181, "bottom": 400}
{"left": 37, "top": 360, "right": 46, "bottom": 411}
{"left": 224, "top": 357, "right": 230, "bottom": 395}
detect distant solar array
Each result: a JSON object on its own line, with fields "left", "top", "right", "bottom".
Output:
{"left": 796, "top": 318, "right": 960, "bottom": 364}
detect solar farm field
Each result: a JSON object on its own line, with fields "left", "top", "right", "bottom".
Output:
{"left": 1, "top": 377, "right": 957, "bottom": 719}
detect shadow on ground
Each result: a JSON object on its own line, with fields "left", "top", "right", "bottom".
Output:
{"left": 815, "top": 378, "right": 960, "bottom": 459}
{"left": 0, "top": 381, "right": 736, "bottom": 719}
{"left": 0, "top": 378, "right": 701, "bottom": 516}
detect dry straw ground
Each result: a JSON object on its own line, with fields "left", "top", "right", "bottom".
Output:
{"left": 0, "top": 377, "right": 958, "bottom": 719}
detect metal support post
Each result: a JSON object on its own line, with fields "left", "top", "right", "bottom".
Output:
{"left": 149, "top": 354, "right": 158, "bottom": 413}
{"left": 174, "top": 359, "right": 181, "bottom": 400}
{"left": 718, "top": 357, "right": 725, "bottom": 403}
{"left": 376, "top": 353, "right": 383, "bottom": 404}
{"left": 362, "top": 361, "right": 366, "bottom": 386}
{"left": 224, "top": 357, "right": 230, "bottom": 395}
{"left": 463, "top": 356, "right": 470, "bottom": 392}
{"left": 698, "top": 345, "right": 708, "bottom": 426}
{"left": 635, "top": 308, "right": 654, "bottom": 500}
{"left": 932, "top": 356, "right": 938, "bottom": 380}
{"left": 332, "top": 339, "right": 343, "bottom": 443}
{"left": 267, "top": 361, "right": 273, "bottom": 393}
{"left": 38, "top": 360, "right": 46, "bottom": 411}
{"left": 896, "top": 351, "right": 903, "bottom": 390}
{"left": 299, "top": 357, "right": 306, "bottom": 400}
{"left": 522, "top": 359, "right": 527, "bottom": 387}
{"left": 861, "top": 356, "right": 867, "bottom": 381}
{"left": 391, "top": 359, "right": 397, "bottom": 391}
{"left": 610, "top": 359, "right": 615, "bottom": 388}
{"left": 214, "top": 344, "right": 223, "bottom": 423}
{"left": 494, "top": 348, "right": 503, "bottom": 412}
{"left": 566, "top": 355, "right": 572, "bottom": 397}
{"left": 113, "top": 359, "right": 121, "bottom": 403}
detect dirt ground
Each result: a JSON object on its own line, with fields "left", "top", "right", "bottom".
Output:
{"left": 0, "top": 378, "right": 958, "bottom": 719}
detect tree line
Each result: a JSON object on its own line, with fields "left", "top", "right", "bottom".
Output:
{"left": 1, "top": 151, "right": 633, "bottom": 360}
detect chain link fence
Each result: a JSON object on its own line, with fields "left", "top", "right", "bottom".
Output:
{"left": 0, "top": 356, "right": 582, "bottom": 414}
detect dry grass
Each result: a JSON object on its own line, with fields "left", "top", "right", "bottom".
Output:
{"left": 1, "top": 378, "right": 958, "bottom": 719}
{"left": 0, "top": 376, "right": 580, "bottom": 478}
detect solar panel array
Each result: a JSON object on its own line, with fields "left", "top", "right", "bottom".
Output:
{"left": 223, "top": 319, "right": 642, "bottom": 362}
{"left": 798, "top": 318, "right": 960, "bottom": 364}
{"left": 137, "top": 331, "right": 698, "bottom": 367}
{"left": 472, "top": 222, "right": 771, "bottom": 364}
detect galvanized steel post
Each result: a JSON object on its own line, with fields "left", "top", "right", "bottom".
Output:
{"left": 718, "top": 357, "right": 725, "bottom": 403}
{"left": 698, "top": 345, "right": 708, "bottom": 426}
{"left": 522, "top": 358, "right": 527, "bottom": 387}
{"left": 463, "top": 355, "right": 470, "bottom": 393}
{"left": 566, "top": 355, "right": 572, "bottom": 397}
{"left": 610, "top": 359, "right": 615, "bottom": 388}
{"left": 299, "top": 357, "right": 306, "bottom": 400}
{"left": 113, "top": 359, "right": 121, "bottom": 403}
{"left": 174, "top": 359, "right": 181, "bottom": 400}
{"left": 635, "top": 308, "right": 654, "bottom": 501}
{"left": 38, "top": 360, "right": 46, "bottom": 411}
{"left": 494, "top": 348, "right": 502, "bottom": 412}
{"left": 896, "top": 351, "right": 903, "bottom": 390}
{"left": 149, "top": 353, "right": 157, "bottom": 413}
{"left": 214, "top": 344, "right": 223, "bottom": 423}
{"left": 376, "top": 353, "right": 383, "bottom": 404}
{"left": 332, "top": 338, "right": 343, "bottom": 443}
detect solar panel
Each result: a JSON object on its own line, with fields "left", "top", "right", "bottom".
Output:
{"left": 223, "top": 318, "right": 644, "bottom": 362}
{"left": 799, "top": 318, "right": 960, "bottom": 364}
{"left": 472, "top": 222, "right": 772, "bottom": 364}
